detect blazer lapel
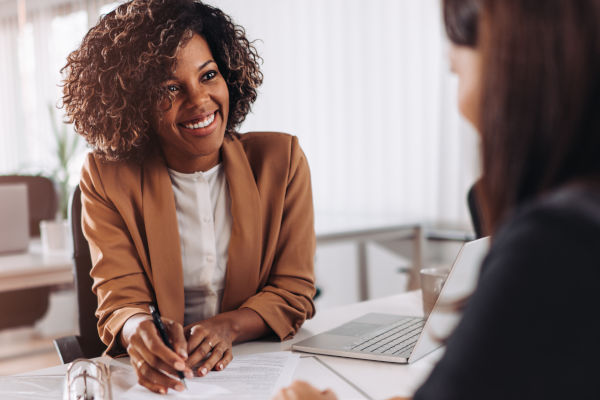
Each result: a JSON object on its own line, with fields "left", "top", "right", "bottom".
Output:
{"left": 221, "top": 136, "right": 262, "bottom": 311}
{"left": 142, "top": 153, "right": 185, "bottom": 323}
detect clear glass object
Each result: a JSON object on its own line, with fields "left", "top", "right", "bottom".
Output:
{"left": 40, "top": 219, "right": 72, "bottom": 255}
{"left": 64, "top": 359, "right": 112, "bottom": 400}
{"left": 419, "top": 267, "right": 450, "bottom": 317}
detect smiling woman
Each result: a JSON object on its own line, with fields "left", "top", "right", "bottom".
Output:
{"left": 153, "top": 34, "right": 230, "bottom": 173}
{"left": 60, "top": 0, "right": 316, "bottom": 395}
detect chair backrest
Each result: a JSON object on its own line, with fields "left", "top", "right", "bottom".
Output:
{"left": 467, "top": 181, "right": 484, "bottom": 239}
{"left": 0, "top": 175, "right": 57, "bottom": 236}
{"left": 71, "top": 184, "right": 106, "bottom": 358}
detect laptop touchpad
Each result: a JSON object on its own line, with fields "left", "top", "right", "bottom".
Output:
{"left": 328, "top": 322, "right": 381, "bottom": 337}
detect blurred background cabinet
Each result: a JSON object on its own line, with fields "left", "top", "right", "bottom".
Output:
{"left": 0, "top": 175, "right": 60, "bottom": 331}
{"left": 0, "top": 175, "right": 75, "bottom": 374}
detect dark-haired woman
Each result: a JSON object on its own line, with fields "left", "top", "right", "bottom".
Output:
{"left": 276, "top": 0, "right": 600, "bottom": 399}
{"left": 61, "top": 0, "right": 316, "bottom": 394}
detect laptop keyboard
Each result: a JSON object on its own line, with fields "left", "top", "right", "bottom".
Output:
{"left": 346, "top": 317, "right": 425, "bottom": 357}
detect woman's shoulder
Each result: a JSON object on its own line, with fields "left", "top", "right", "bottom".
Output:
{"left": 485, "top": 183, "right": 600, "bottom": 277}
{"left": 228, "top": 131, "right": 305, "bottom": 165}
{"left": 81, "top": 151, "right": 151, "bottom": 195}
{"left": 496, "top": 183, "right": 600, "bottom": 241}
{"left": 83, "top": 151, "right": 143, "bottom": 171}
{"left": 231, "top": 131, "right": 298, "bottom": 150}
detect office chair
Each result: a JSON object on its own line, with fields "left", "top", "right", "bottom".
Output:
{"left": 53, "top": 185, "right": 106, "bottom": 363}
{"left": 467, "top": 180, "right": 484, "bottom": 239}
{"left": 0, "top": 175, "right": 58, "bottom": 330}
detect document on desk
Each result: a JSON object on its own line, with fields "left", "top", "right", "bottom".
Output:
{"left": 123, "top": 351, "right": 299, "bottom": 399}
{"left": 0, "top": 375, "right": 64, "bottom": 399}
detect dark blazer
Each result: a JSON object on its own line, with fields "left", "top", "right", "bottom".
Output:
{"left": 414, "top": 183, "right": 600, "bottom": 399}
{"left": 80, "top": 132, "right": 316, "bottom": 355}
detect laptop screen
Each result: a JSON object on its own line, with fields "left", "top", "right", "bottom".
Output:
{"left": 410, "top": 237, "right": 490, "bottom": 361}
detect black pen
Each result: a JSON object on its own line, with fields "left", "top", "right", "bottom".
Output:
{"left": 149, "top": 304, "right": 188, "bottom": 389}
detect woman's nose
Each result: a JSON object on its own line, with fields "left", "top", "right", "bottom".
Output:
{"left": 187, "top": 84, "right": 210, "bottom": 107}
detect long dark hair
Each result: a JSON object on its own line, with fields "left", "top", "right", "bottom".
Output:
{"left": 443, "top": 0, "right": 479, "bottom": 46}
{"left": 479, "top": 0, "right": 600, "bottom": 232}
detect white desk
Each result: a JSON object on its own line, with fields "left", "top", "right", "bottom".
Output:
{"left": 13, "top": 291, "right": 439, "bottom": 399}
{"left": 0, "top": 240, "right": 73, "bottom": 292}
{"left": 239, "top": 290, "right": 442, "bottom": 399}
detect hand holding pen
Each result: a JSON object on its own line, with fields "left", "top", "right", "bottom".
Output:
{"left": 149, "top": 304, "right": 188, "bottom": 390}
{"left": 121, "top": 305, "right": 192, "bottom": 394}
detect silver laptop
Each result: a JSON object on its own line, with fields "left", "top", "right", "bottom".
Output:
{"left": 292, "top": 237, "right": 490, "bottom": 363}
{"left": 0, "top": 183, "right": 30, "bottom": 253}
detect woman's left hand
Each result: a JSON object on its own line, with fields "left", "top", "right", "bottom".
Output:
{"left": 185, "top": 319, "right": 234, "bottom": 376}
{"left": 273, "top": 381, "right": 338, "bottom": 400}
{"left": 186, "top": 308, "right": 270, "bottom": 376}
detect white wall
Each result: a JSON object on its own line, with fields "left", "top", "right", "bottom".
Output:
{"left": 208, "top": 0, "right": 481, "bottom": 226}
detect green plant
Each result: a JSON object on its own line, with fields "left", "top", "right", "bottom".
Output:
{"left": 48, "top": 104, "right": 80, "bottom": 220}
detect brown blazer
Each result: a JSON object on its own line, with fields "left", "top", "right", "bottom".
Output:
{"left": 80, "top": 132, "right": 316, "bottom": 355}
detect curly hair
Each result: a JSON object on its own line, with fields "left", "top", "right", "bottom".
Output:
{"left": 61, "top": 0, "right": 263, "bottom": 161}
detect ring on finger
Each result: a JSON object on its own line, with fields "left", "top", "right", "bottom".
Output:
{"left": 136, "top": 359, "right": 144, "bottom": 370}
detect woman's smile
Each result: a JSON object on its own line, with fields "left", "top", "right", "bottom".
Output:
{"left": 178, "top": 111, "right": 219, "bottom": 137}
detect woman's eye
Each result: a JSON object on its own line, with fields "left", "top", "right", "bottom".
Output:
{"left": 203, "top": 70, "right": 217, "bottom": 81}
{"left": 167, "top": 84, "right": 179, "bottom": 93}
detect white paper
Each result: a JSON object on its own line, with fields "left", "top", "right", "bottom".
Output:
{"left": 125, "top": 381, "right": 230, "bottom": 399}
{"left": 0, "top": 376, "right": 64, "bottom": 400}
{"left": 122, "top": 351, "right": 300, "bottom": 400}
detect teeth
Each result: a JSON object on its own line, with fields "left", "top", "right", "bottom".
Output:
{"left": 182, "top": 113, "right": 215, "bottom": 129}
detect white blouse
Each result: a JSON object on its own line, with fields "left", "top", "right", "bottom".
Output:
{"left": 168, "top": 164, "right": 232, "bottom": 326}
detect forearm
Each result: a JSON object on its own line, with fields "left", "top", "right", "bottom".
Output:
{"left": 120, "top": 313, "right": 153, "bottom": 349}
{"left": 194, "top": 308, "right": 271, "bottom": 343}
